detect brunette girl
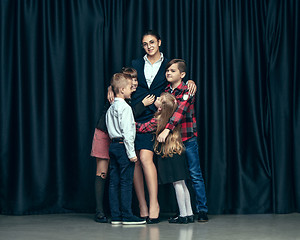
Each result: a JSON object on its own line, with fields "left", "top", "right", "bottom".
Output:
{"left": 107, "top": 30, "right": 196, "bottom": 223}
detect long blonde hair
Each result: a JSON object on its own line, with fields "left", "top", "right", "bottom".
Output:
{"left": 154, "top": 93, "right": 185, "bottom": 158}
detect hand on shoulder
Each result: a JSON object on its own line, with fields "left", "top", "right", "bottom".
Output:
{"left": 186, "top": 80, "right": 197, "bottom": 96}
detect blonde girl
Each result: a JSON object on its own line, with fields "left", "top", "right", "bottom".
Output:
{"left": 137, "top": 92, "right": 194, "bottom": 224}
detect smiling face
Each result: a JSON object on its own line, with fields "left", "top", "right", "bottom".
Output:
{"left": 123, "top": 79, "right": 133, "bottom": 99}
{"left": 154, "top": 96, "right": 162, "bottom": 109}
{"left": 142, "top": 35, "right": 161, "bottom": 57}
{"left": 131, "top": 77, "right": 138, "bottom": 92}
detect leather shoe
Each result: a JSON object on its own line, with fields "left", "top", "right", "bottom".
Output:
{"left": 197, "top": 211, "right": 208, "bottom": 222}
{"left": 146, "top": 217, "right": 160, "bottom": 224}
{"left": 168, "top": 216, "right": 188, "bottom": 224}
{"left": 94, "top": 211, "right": 108, "bottom": 223}
{"left": 187, "top": 215, "right": 194, "bottom": 223}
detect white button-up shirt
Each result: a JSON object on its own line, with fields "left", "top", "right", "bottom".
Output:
{"left": 143, "top": 53, "right": 164, "bottom": 88}
{"left": 105, "top": 98, "right": 136, "bottom": 159}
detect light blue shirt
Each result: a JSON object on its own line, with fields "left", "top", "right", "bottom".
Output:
{"left": 106, "top": 98, "right": 136, "bottom": 159}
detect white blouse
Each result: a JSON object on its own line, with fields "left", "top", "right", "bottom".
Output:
{"left": 143, "top": 53, "right": 164, "bottom": 88}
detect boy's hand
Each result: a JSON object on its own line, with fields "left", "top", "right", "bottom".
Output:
{"left": 187, "top": 80, "right": 197, "bottom": 96}
{"left": 142, "top": 94, "right": 155, "bottom": 106}
{"left": 130, "top": 156, "right": 138, "bottom": 162}
{"left": 157, "top": 129, "right": 170, "bottom": 143}
{"left": 107, "top": 86, "right": 114, "bottom": 103}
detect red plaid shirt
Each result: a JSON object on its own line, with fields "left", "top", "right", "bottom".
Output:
{"left": 165, "top": 82, "right": 197, "bottom": 142}
{"left": 136, "top": 118, "right": 157, "bottom": 133}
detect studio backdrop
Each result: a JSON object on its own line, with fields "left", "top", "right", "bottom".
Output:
{"left": 0, "top": 0, "right": 299, "bottom": 215}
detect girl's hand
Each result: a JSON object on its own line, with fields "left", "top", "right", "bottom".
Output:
{"left": 187, "top": 80, "right": 197, "bottom": 96}
{"left": 107, "top": 86, "right": 114, "bottom": 103}
{"left": 157, "top": 129, "right": 170, "bottom": 143}
{"left": 142, "top": 94, "right": 155, "bottom": 106}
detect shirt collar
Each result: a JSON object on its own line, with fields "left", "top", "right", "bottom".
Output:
{"left": 114, "top": 97, "right": 125, "bottom": 102}
{"left": 167, "top": 81, "right": 186, "bottom": 92}
{"left": 143, "top": 52, "right": 164, "bottom": 64}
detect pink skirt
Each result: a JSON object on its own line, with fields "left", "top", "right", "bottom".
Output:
{"left": 90, "top": 128, "right": 110, "bottom": 159}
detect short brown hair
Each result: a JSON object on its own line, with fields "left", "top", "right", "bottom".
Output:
{"left": 121, "top": 67, "right": 137, "bottom": 79}
{"left": 110, "top": 73, "right": 132, "bottom": 95}
{"left": 166, "top": 59, "right": 186, "bottom": 73}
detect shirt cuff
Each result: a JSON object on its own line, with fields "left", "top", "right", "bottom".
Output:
{"left": 127, "top": 152, "right": 136, "bottom": 159}
{"left": 166, "top": 123, "right": 175, "bottom": 131}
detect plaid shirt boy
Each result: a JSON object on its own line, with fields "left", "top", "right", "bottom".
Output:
{"left": 136, "top": 81, "right": 197, "bottom": 142}
{"left": 165, "top": 81, "right": 197, "bottom": 142}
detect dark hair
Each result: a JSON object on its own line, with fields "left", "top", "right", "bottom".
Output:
{"left": 141, "top": 30, "right": 161, "bottom": 43}
{"left": 121, "top": 67, "right": 137, "bottom": 79}
{"left": 166, "top": 59, "right": 186, "bottom": 73}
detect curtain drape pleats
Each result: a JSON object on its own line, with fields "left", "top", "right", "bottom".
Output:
{"left": 0, "top": 0, "right": 299, "bottom": 215}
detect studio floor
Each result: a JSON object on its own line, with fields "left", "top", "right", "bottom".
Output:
{"left": 0, "top": 213, "right": 300, "bottom": 240}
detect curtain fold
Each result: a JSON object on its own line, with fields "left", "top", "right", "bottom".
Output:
{"left": 266, "top": 0, "right": 300, "bottom": 213}
{"left": 0, "top": 0, "right": 299, "bottom": 215}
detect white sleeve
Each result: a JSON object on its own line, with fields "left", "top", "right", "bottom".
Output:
{"left": 119, "top": 105, "right": 136, "bottom": 159}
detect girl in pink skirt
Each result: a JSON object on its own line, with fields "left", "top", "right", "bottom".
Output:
{"left": 91, "top": 67, "right": 155, "bottom": 223}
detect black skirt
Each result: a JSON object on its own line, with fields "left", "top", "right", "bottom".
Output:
{"left": 157, "top": 152, "right": 190, "bottom": 185}
{"left": 135, "top": 133, "right": 155, "bottom": 151}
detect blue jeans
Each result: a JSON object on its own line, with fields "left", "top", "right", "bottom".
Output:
{"left": 109, "top": 143, "right": 135, "bottom": 219}
{"left": 184, "top": 137, "right": 208, "bottom": 212}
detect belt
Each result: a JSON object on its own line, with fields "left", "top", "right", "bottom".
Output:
{"left": 111, "top": 137, "right": 124, "bottom": 143}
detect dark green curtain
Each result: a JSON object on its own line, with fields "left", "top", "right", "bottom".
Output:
{"left": 0, "top": 0, "right": 299, "bottom": 215}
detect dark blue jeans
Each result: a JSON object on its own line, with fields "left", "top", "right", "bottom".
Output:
{"left": 109, "top": 142, "right": 135, "bottom": 219}
{"left": 184, "top": 137, "right": 208, "bottom": 212}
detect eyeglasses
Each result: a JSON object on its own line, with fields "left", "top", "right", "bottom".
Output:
{"left": 142, "top": 40, "right": 157, "bottom": 48}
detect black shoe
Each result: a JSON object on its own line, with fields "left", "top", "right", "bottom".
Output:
{"left": 197, "top": 211, "right": 208, "bottom": 222}
{"left": 122, "top": 215, "right": 146, "bottom": 225}
{"left": 94, "top": 211, "right": 108, "bottom": 223}
{"left": 168, "top": 216, "right": 188, "bottom": 224}
{"left": 111, "top": 217, "right": 122, "bottom": 225}
{"left": 187, "top": 215, "right": 194, "bottom": 223}
{"left": 146, "top": 217, "right": 160, "bottom": 224}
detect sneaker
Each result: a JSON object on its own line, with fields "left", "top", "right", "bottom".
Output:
{"left": 122, "top": 215, "right": 146, "bottom": 225}
{"left": 197, "top": 211, "right": 208, "bottom": 222}
{"left": 94, "top": 211, "right": 108, "bottom": 223}
{"left": 187, "top": 215, "right": 194, "bottom": 223}
{"left": 111, "top": 217, "right": 122, "bottom": 225}
{"left": 168, "top": 216, "right": 188, "bottom": 224}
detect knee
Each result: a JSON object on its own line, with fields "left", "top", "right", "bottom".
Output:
{"left": 139, "top": 155, "right": 153, "bottom": 166}
{"left": 135, "top": 160, "right": 142, "bottom": 168}
{"left": 109, "top": 176, "right": 119, "bottom": 186}
{"left": 96, "top": 171, "right": 107, "bottom": 179}
{"left": 190, "top": 172, "right": 204, "bottom": 182}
